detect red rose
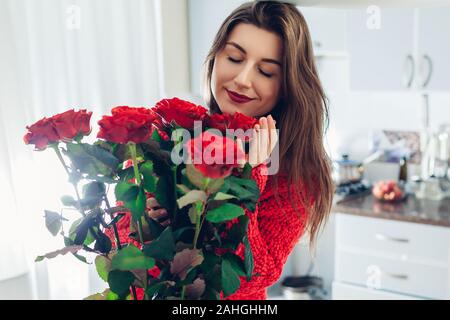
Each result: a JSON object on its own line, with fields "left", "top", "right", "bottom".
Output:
{"left": 52, "top": 109, "right": 92, "bottom": 140}
{"left": 97, "top": 106, "right": 158, "bottom": 144}
{"left": 206, "top": 112, "right": 258, "bottom": 141}
{"left": 23, "top": 117, "right": 60, "bottom": 150}
{"left": 24, "top": 109, "right": 93, "bottom": 150}
{"left": 186, "top": 130, "right": 245, "bottom": 179}
{"left": 152, "top": 97, "right": 208, "bottom": 129}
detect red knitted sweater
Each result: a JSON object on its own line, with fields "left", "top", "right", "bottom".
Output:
{"left": 105, "top": 163, "right": 309, "bottom": 300}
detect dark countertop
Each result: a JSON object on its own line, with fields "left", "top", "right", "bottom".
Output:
{"left": 332, "top": 194, "right": 450, "bottom": 228}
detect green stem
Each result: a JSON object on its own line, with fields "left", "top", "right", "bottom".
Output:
{"left": 52, "top": 145, "right": 85, "bottom": 218}
{"left": 103, "top": 196, "right": 122, "bottom": 250}
{"left": 181, "top": 285, "right": 186, "bottom": 300}
{"left": 128, "top": 142, "right": 148, "bottom": 299}
{"left": 192, "top": 202, "right": 206, "bottom": 250}
{"left": 171, "top": 166, "right": 178, "bottom": 226}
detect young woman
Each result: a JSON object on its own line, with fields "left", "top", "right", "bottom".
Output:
{"left": 111, "top": 1, "right": 334, "bottom": 300}
{"left": 149, "top": 1, "right": 334, "bottom": 300}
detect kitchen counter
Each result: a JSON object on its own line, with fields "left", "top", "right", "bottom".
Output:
{"left": 332, "top": 194, "right": 450, "bottom": 228}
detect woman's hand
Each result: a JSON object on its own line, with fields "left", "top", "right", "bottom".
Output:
{"left": 146, "top": 197, "right": 170, "bottom": 227}
{"left": 237, "top": 115, "right": 278, "bottom": 168}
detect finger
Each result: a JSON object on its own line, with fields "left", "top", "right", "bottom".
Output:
{"left": 146, "top": 197, "right": 160, "bottom": 209}
{"left": 268, "top": 115, "right": 278, "bottom": 154}
{"left": 235, "top": 137, "right": 246, "bottom": 168}
{"left": 161, "top": 219, "right": 171, "bottom": 227}
{"left": 147, "top": 208, "right": 167, "bottom": 220}
{"left": 248, "top": 126, "right": 259, "bottom": 167}
{"left": 259, "top": 118, "right": 269, "bottom": 165}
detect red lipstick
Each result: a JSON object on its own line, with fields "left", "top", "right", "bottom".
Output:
{"left": 226, "top": 89, "right": 254, "bottom": 104}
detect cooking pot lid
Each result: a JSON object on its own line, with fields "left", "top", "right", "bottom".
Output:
{"left": 335, "top": 154, "right": 360, "bottom": 166}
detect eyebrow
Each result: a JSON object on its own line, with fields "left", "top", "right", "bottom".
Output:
{"left": 225, "top": 41, "right": 282, "bottom": 67}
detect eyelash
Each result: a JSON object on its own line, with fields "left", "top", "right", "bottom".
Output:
{"left": 227, "top": 57, "right": 273, "bottom": 78}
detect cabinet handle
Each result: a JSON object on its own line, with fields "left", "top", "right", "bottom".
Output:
{"left": 420, "top": 54, "right": 433, "bottom": 88}
{"left": 375, "top": 233, "right": 410, "bottom": 243}
{"left": 402, "top": 54, "right": 415, "bottom": 89}
{"left": 382, "top": 271, "right": 409, "bottom": 280}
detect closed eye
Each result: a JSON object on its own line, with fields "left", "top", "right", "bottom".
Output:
{"left": 259, "top": 69, "right": 273, "bottom": 78}
{"left": 227, "top": 56, "right": 241, "bottom": 63}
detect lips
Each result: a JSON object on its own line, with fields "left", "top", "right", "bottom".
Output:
{"left": 226, "top": 89, "right": 254, "bottom": 104}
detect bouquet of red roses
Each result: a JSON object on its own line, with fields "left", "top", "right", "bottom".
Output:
{"left": 24, "top": 98, "right": 262, "bottom": 300}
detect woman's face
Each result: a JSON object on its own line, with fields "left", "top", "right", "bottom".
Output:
{"left": 211, "top": 23, "right": 283, "bottom": 118}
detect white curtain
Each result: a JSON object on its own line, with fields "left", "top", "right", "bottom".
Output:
{"left": 0, "top": 0, "right": 162, "bottom": 299}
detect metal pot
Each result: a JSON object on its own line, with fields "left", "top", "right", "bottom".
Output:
{"left": 332, "top": 154, "right": 363, "bottom": 186}
{"left": 332, "top": 151, "right": 384, "bottom": 186}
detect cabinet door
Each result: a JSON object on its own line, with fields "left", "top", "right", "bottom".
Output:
{"left": 297, "top": 6, "right": 347, "bottom": 52}
{"left": 418, "top": 6, "right": 450, "bottom": 91}
{"left": 347, "top": 8, "right": 415, "bottom": 91}
{"left": 332, "top": 281, "right": 423, "bottom": 300}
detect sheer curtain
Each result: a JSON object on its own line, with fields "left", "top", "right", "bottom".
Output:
{"left": 0, "top": 0, "right": 162, "bottom": 299}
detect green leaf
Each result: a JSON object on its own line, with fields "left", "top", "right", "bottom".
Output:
{"left": 243, "top": 235, "right": 254, "bottom": 282}
{"left": 95, "top": 255, "right": 112, "bottom": 282}
{"left": 172, "top": 226, "right": 195, "bottom": 242}
{"left": 115, "top": 182, "right": 139, "bottom": 202}
{"left": 200, "top": 251, "right": 221, "bottom": 274}
{"left": 241, "top": 163, "right": 253, "bottom": 179}
{"left": 206, "top": 178, "right": 224, "bottom": 194}
{"left": 146, "top": 281, "right": 167, "bottom": 299}
{"left": 151, "top": 129, "right": 162, "bottom": 142}
{"left": 186, "top": 164, "right": 207, "bottom": 189}
{"left": 107, "top": 270, "right": 135, "bottom": 296}
{"left": 177, "top": 190, "right": 207, "bottom": 209}
{"left": 146, "top": 216, "right": 164, "bottom": 239}
{"left": 213, "top": 192, "right": 238, "bottom": 201}
{"left": 206, "top": 203, "right": 244, "bottom": 223}
{"left": 115, "top": 182, "right": 145, "bottom": 221}
{"left": 223, "top": 253, "right": 246, "bottom": 277}
{"left": 44, "top": 210, "right": 63, "bottom": 236}
{"left": 94, "top": 231, "right": 112, "bottom": 254}
{"left": 143, "top": 227, "right": 176, "bottom": 260}
{"left": 81, "top": 181, "right": 106, "bottom": 208}
{"left": 176, "top": 184, "right": 191, "bottom": 195}
{"left": 35, "top": 245, "right": 84, "bottom": 262}
{"left": 61, "top": 195, "right": 77, "bottom": 207}
{"left": 188, "top": 205, "right": 197, "bottom": 224}
{"left": 65, "top": 142, "right": 119, "bottom": 177}
{"left": 221, "top": 259, "right": 241, "bottom": 297}
{"left": 229, "top": 178, "right": 259, "bottom": 211}
{"left": 155, "top": 177, "right": 171, "bottom": 211}
{"left": 69, "top": 216, "right": 96, "bottom": 246}
{"left": 141, "top": 161, "right": 157, "bottom": 193}
{"left": 128, "top": 188, "right": 146, "bottom": 221}
{"left": 202, "top": 287, "right": 221, "bottom": 300}
{"left": 111, "top": 245, "right": 155, "bottom": 271}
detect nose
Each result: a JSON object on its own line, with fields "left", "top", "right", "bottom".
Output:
{"left": 234, "top": 63, "right": 253, "bottom": 89}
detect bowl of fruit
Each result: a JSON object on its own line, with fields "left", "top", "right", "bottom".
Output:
{"left": 372, "top": 180, "right": 406, "bottom": 202}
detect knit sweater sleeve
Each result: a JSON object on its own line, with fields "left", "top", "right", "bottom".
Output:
{"left": 222, "top": 164, "right": 308, "bottom": 299}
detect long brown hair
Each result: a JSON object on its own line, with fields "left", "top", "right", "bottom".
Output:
{"left": 202, "top": 1, "right": 334, "bottom": 251}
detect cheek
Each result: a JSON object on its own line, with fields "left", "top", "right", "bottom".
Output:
{"left": 258, "top": 80, "right": 281, "bottom": 104}
{"left": 215, "top": 59, "right": 236, "bottom": 86}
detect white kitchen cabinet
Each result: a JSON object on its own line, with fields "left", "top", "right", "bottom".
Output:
{"left": 417, "top": 6, "right": 450, "bottom": 90}
{"left": 297, "top": 7, "right": 347, "bottom": 53}
{"left": 347, "top": 6, "right": 450, "bottom": 91}
{"left": 347, "top": 8, "right": 415, "bottom": 91}
{"left": 332, "top": 281, "right": 423, "bottom": 300}
{"left": 333, "top": 213, "right": 450, "bottom": 300}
